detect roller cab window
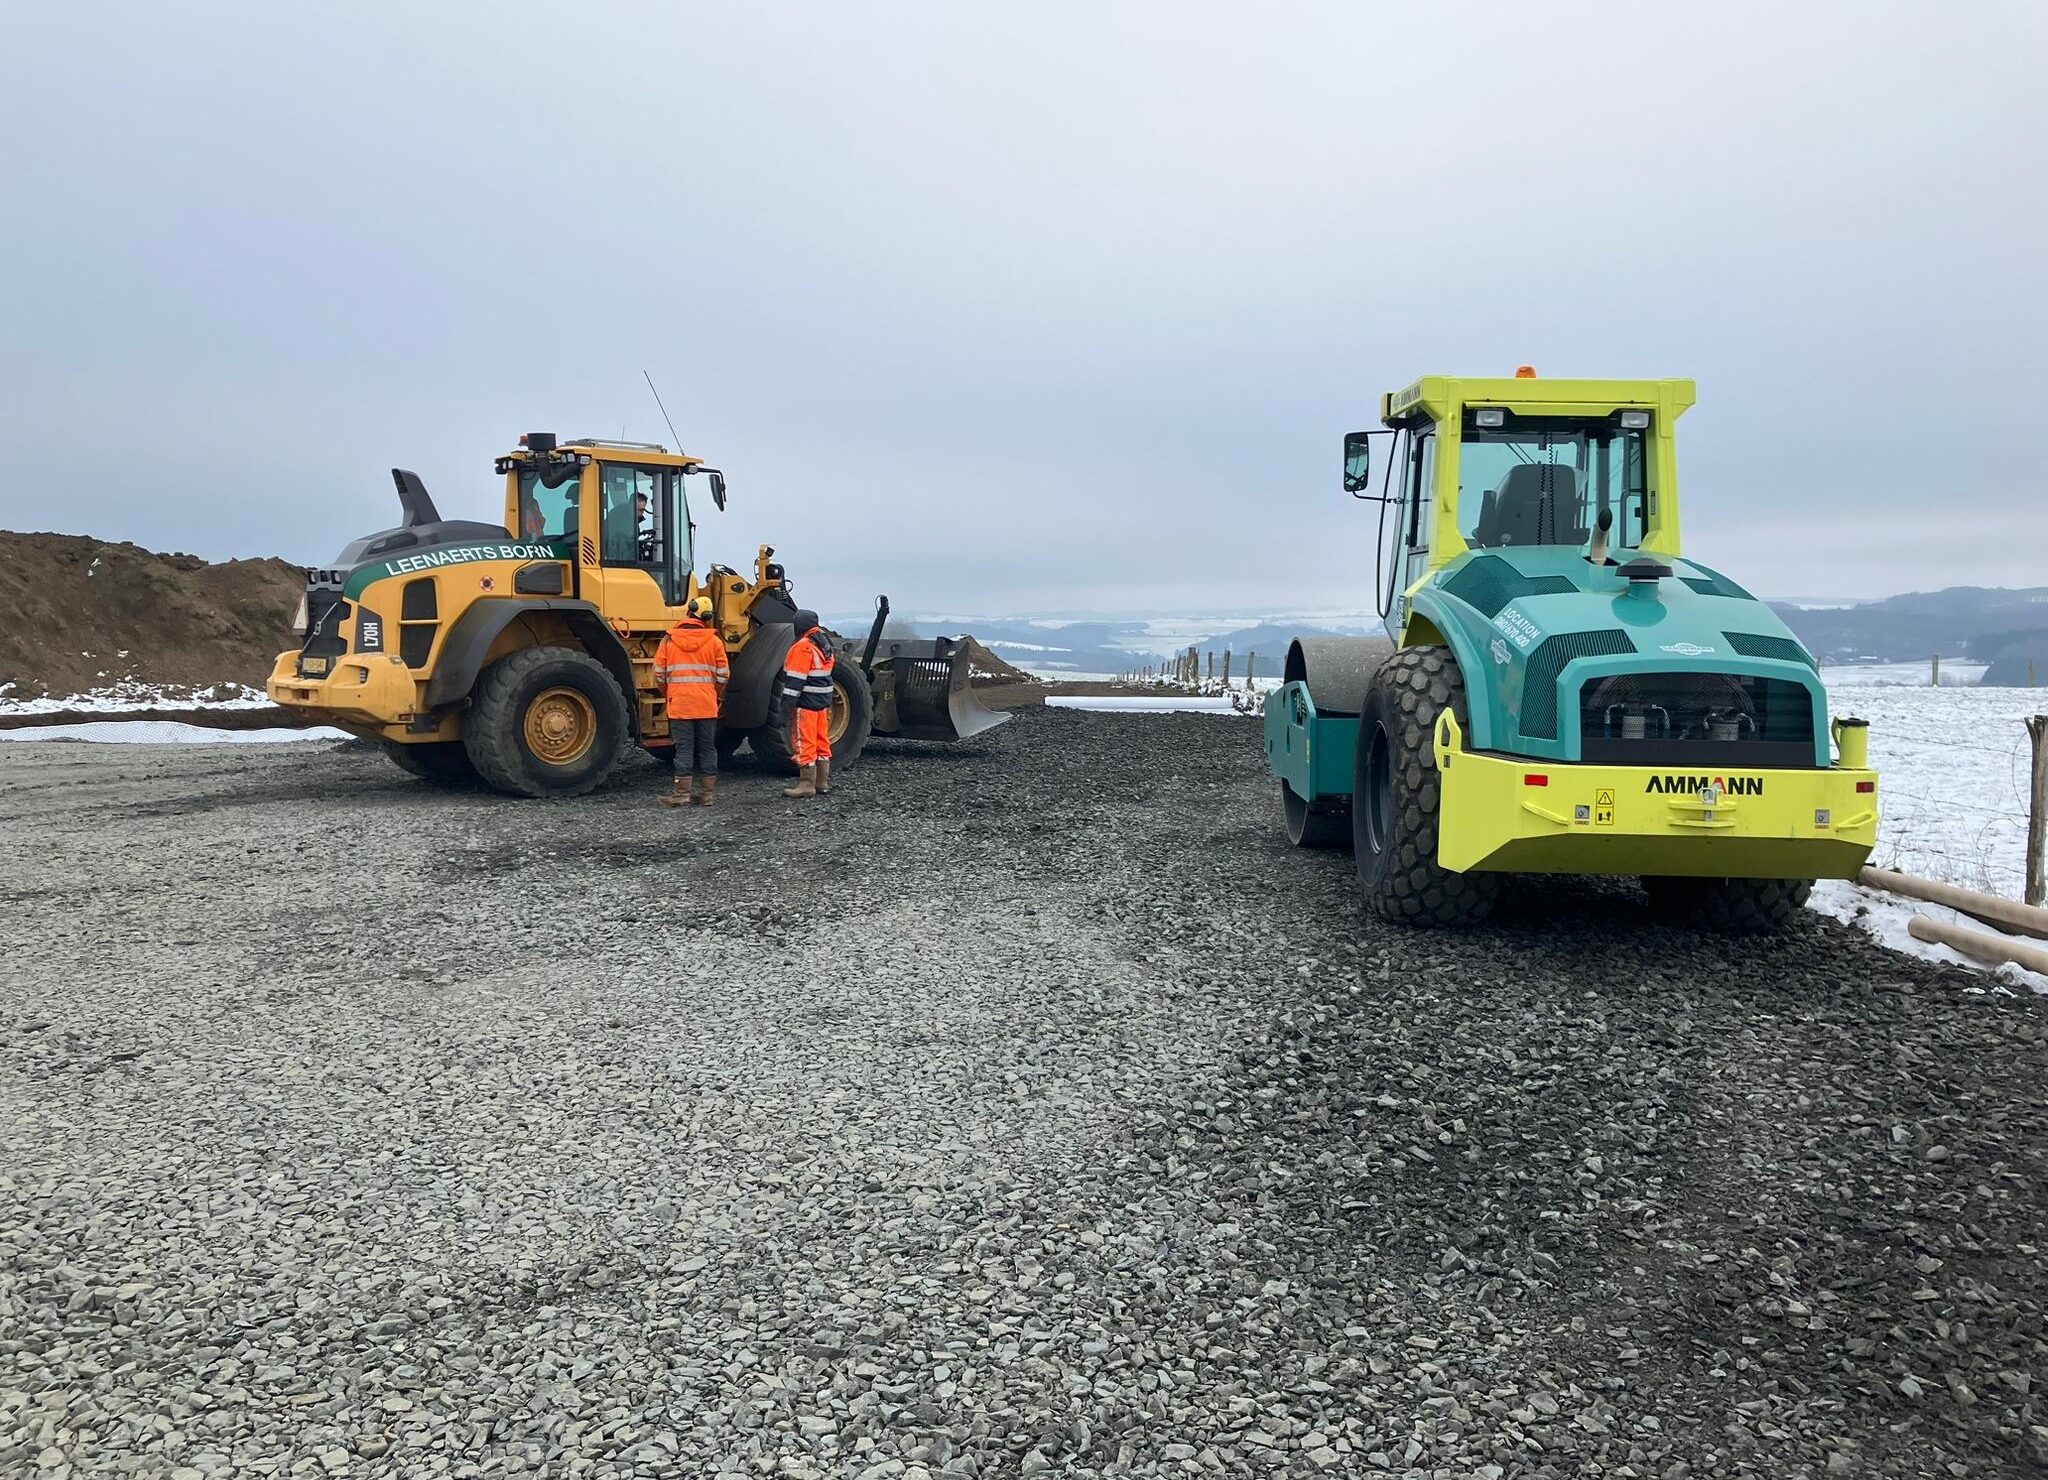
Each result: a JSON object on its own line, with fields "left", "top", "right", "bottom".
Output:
{"left": 1458, "top": 412, "right": 1648, "bottom": 550}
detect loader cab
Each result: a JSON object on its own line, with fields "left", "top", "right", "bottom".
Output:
{"left": 499, "top": 437, "right": 723, "bottom": 622}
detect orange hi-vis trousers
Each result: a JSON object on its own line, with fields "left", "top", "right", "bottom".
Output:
{"left": 794, "top": 707, "right": 831, "bottom": 765}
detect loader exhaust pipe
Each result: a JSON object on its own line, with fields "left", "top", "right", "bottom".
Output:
{"left": 862, "top": 595, "right": 889, "bottom": 673}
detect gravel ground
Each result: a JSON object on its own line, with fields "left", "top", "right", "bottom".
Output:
{"left": 2, "top": 710, "right": 2045, "bottom": 1479}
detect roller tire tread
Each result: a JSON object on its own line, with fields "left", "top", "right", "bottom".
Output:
{"left": 1356, "top": 646, "right": 1499, "bottom": 927}
{"left": 1642, "top": 875, "right": 1813, "bottom": 933}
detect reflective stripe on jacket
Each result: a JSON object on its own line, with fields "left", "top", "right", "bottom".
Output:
{"left": 781, "top": 627, "right": 837, "bottom": 711}
{"left": 654, "top": 618, "right": 730, "bottom": 720}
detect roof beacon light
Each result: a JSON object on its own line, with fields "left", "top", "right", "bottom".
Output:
{"left": 1474, "top": 407, "right": 1505, "bottom": 428}
{"left": 1515, "top": 365, "right": 1538, "bottom": 379}
{"left": 1619, "top": 410, "right": 1650, "bottom": 429}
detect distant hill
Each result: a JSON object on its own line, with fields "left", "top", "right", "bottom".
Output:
{"left": 0, "top": 531, "right": 302, "bottom": 698}
{"left": 823, "top": 616, "right": 1354, "bottom": 676}
{"left": 1772, "top": 585, "right": 2048, "bottom": 684}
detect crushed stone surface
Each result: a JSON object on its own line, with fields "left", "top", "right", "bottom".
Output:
{"left": 2, "top": 710, "right": 2044, "bottom": 1477}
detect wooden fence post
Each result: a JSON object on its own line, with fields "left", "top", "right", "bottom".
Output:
{"left": 1931, "top": 653, "right": 1941, "bottom": 687}
{"left": 1222, "top": 648, "right": 1232, "bottom": 687}
{"left": 1246, "top": 651, "right": 1256, "bottom": 687}
{"left": 1206, "top": 650, "right": 1214, "bottom": 683}
{"left": 2027, "top": 715, "right": 2048, "bottom": 908}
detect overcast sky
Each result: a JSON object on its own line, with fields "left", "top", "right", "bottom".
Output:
{"left": 5, "top": 2, "right": 2044, "bottom": 614}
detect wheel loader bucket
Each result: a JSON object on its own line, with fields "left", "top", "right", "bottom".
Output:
{"left": 858, "top": 636, "right": 1011, "bottom": 743}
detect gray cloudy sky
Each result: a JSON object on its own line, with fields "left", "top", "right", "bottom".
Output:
{"left": 5, "top": 2, "right": 2044, "bottom": 614}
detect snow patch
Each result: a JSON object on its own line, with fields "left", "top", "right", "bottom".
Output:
{"left": 1809, "top": 880, "right": 2047, "bottom": 994}
{"left": 0, "top": 681, "right": 273, "bottom": 716}
{"left": 1047, "top": 696, "right": 1242, "bottom": 713}
{"left": 0, "top": 721, "right": 349, "bottom": 745}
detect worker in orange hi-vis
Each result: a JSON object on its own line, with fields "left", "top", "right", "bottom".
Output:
{"left": 652, "top": 595, "right": 730, "bottom": 807}
{"left": 778, "top": 609, "right": 836, "bottom": 799}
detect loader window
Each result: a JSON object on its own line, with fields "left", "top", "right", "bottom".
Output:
{"left": 1458, "top": 415, "right": 1647, "bottom": 550}
{"left": 518, "top": 468, "right": 580, "bottom": 540}
{"left": 600, "top": 464, "right": 691, "bottom": 603}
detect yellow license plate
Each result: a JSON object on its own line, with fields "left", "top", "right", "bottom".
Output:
{"left": 301, "top": 656, "right": 329, "bottom": 676}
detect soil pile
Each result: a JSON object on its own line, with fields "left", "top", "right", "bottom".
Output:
{"left": 0, "top": 531, "right": 303, "bottom": 698}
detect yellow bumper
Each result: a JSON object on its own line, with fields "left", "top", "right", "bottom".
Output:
{"left": 265, "top": 650, "right": 448, "bottom": 740}
{"left": 1432, "top": 712, "right": 1878, "bottom": 879}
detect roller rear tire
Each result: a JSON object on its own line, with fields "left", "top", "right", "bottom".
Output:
{"left": 1353, "top": 646, "right": 1499, "bottom": 926}
{"left": 1642, "top": 875, "right": 1812, "bottom": 933}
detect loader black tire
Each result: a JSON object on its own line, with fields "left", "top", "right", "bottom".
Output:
{"left": 1353, "top": 646, "right": 1499, "bottom": 926}
{"left": 380, "top": 739, "right": 477, "bottom": 785}
{"left": 1282, "top": 782, "right": 1350, "bottom": 849}
{"left": 462, "top": 646, "right": 630, "bottom": 799}
{"left": 750, "top": 661, "right": 874, "bottom": 774}
{"left": 715, "top": 728, "right": 748, "bottom": 764}
{"left": 1641, "top": 875, "right": 1813, "bottom": 933}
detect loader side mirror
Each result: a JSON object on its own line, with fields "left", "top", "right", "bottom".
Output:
{"left": 1343, "top": 432, "right": 1375, "bottom": 494}
{"left": 709, "top": 471, "right": 727, "bottom": 511}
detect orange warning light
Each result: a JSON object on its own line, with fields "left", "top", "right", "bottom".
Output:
{"left": 1515, "top": 365, "right": 1538, "bottom": 378}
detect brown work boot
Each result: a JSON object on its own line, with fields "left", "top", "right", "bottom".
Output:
{"left": 696, "top": 774, "right": 717, "bottom": 807}
{"left": 815, "top": 758, "right": 831, "bottom": 795}
{"left": 782, "top": 764, "right": 817, "bottom": 799}
{"left": 659, "top": 775, "right": 692, "bottom": 808}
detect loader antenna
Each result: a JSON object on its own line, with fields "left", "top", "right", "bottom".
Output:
{"left": 643, "top": 370, "right": 684, "bottom": 450}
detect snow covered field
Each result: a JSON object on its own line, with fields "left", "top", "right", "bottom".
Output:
{"left": 1819, "top": 659, "right": 1988, "bottom": 688}
{"left": 0, "top": 680, "right": 270, "bottom": 715}
{"left": 1814, "top": 673, "right": 2047, "bottom": 989}
{"left": 0, "top": 720, "right": 347, "bottom": 744}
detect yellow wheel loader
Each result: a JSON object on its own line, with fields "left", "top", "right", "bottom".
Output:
{"left": 267, "top": 433, "right": 1006, "bottom": 796}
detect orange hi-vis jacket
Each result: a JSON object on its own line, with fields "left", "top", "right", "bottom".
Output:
{"left": 653, "top": 617, "right": 730, "bottom": 720}
{"left": 780, "top": 627, "right": 836, "bottom": 712}
{"left": 782, "top": 626, "right": 836, "bottom": 765}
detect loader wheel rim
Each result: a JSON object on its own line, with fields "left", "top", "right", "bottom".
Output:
{"left": 524, "top": 686, "right": 598, "bottom": 765}
{"left": 827, "top": 684, "right": 850, "bottom": 745}
{"left": 1363, "top": 722, "right": 1394, "bottom": 856}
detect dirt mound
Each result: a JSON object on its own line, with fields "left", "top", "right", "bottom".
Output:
{"left": 0, "top": 531, "right": 303, "bottom": 698}
{"left": 964, "top": 638, "right": 1039, "bottom": 687}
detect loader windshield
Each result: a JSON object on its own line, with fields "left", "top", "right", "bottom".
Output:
{"left": 518, "top": 468, "right": 580, "bottom": 540}
{"left": 1458, "top": 414, "right": 1647, "bottom": 550}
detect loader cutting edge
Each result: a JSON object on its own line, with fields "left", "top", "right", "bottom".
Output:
{"left": 856, "top": 636, "right": 1011, "bottom": 743}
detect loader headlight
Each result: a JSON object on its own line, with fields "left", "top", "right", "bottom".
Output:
{"left": 291, "top": 593, "right": 310, "bottom": 637}
{"left": 1618, "top": 410, "right": 1650, "bottom": 429}
{"left": 1474, "top": 407, "right": 1506, "bottom": 428}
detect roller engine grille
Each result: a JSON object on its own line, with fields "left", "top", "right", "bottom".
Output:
{"left": 1519, "top": 630, "right": 1636, "bottom": 739}
{"left": 1580, "top": 670, "right": 1816, "bottom": 766}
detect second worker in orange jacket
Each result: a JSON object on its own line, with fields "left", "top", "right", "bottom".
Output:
{"left": 653, "top": 596, "right": 731, "bottom": 807}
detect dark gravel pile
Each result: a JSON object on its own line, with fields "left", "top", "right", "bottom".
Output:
{"left": 1, "top": 710, "right": 2043, "bottom": 1478}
